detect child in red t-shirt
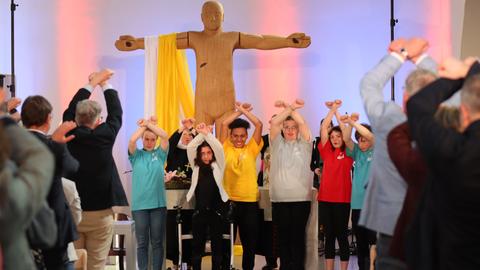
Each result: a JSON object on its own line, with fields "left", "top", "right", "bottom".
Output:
{"left": 318, "top": 100, "right": 353, "bottom": 270}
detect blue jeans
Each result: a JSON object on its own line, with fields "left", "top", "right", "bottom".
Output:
{"left": 65, "top": 261, "right": 75, "bottom": 270}
{"left": 132, "top": 207, "right": 167, "bottom": 270}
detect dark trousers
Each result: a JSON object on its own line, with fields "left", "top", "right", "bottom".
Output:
{"left": 319, "top": 201, "right": 350, "bottom": 261}
{"left": 262, "top": 221, "right": 278, "bottom": 267}
{"left": 272, "top": 201, "right": 311, "bottom": 270}
{"left": 43, "top": 247, "right": 69, "bottom": 270}
{"left": 232, "top": 201, "right": 258, "bottom": 270}
{"left": 166, "top": 209, "right": 193, "bottom": 265}
{"left": 352, "top": 209, "right": 376, "bottom": 270}
{"left": 192, "top": 208, "right": 224, "bottom": 270}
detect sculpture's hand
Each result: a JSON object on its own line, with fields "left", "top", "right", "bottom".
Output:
{"left": 115, "top": 35, "right": 142, "bottom": 51}
{"left": 287, "top": 33, "right": 311, "bottom": 48}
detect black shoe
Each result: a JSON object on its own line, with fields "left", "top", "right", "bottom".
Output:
{"left": 262, "top": 265, "right": 277, "bottom": 270}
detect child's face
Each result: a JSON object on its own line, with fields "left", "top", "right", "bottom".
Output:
{"left": 142, "top": 130, "right": 157, "bottom": 151}
{"left": 181, "top": 130, "right": 194, "bottom": 145}
{"left": 358, "top": 136, "right": 373, "bottom": 152}
{"left": 200, "top": 145, "right": 213, "bottom": 165}
{"left": 329, "top": 130, "right": 343, "bottom": 149}
{"left": 283, "top": 120, "right": 299, "bottom": 141}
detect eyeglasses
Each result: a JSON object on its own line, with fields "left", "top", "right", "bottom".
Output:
{"left": 283, "top": 126, "right": 298, "bottom": 131}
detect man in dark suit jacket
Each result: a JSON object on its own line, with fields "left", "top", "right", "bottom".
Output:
{"left": 21, "top": 95, "right": 79, "bottom": 270}
{"left": 406, "top": 57, "right": 480, "bottom": 270}
{"left": 62, "top": 69, "right": 128, "bottom": 270}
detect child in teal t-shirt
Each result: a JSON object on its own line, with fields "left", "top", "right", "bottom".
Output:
{"left": 128, "top": 117, "right": 170, "bottom": 270}
{"left": 341, "top": 113, "right": 376, "bottom": 270}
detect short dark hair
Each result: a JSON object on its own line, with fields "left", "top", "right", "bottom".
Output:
{"left": 21, "top": 95, "right": 52, "bottom": 128}
{"left": 354, "top": 123, "right": 372, "bottom": 141}
{"left": 194, "top": 141, "right": 216, "bottom": 166}
{"left": 285, "top": 115, "right": 294, "bottom": 122}
{"left": 0, "top": 74, "right": 5, "bottom": 87}
{"left": 228, "top": 118, "right": 250, "bottom": 130}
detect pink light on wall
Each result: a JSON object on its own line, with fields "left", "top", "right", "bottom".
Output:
{"left": 425, "top": 0, "right": 452, "bottom": 61}
{"left": 255, "top": 0, "right": 302, "bottom": 121}
{"left": 56, "top": 1, "right": 97, "bottom": 111}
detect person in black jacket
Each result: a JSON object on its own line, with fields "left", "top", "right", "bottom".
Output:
{"left": 166, "top": 118, "right": 196, "bottom": 178}
{"left": 62, "top": 69, "right": 128, "bottom": 270}
{"left": 21, "top": 95, "right": 80, "bottom": 270}
{"left": 406, "top": 57, "right": 480, "bottom": 270}
{"left": 165, "top": 118, "right": 196, "bottom": 268}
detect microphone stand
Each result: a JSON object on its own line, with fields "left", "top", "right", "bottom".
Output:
{"left": 10, "top": 0, "right": 18, "bottom": 97}
{"left": 390, "top": 0, "right": 398, "bottom": 101}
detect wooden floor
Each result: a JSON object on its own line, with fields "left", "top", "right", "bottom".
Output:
{"left": 106, "top": 255, "right": 361, "bottom": 270}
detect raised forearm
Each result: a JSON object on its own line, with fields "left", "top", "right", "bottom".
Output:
{"left": 352, "top": 121, "right": 374, "bottom": 142}
{"left": 291, "top": 110, "right": 310, "bottom": 141}
{"left": 343, "top": 123, "right": 354, "bottom": 150}
{"left": 220, "top": 111, "right": 242, "bottom": 143}
{"left": 146, "top": 123, "right": 168, "bottom": 140}
{"left": 321, "top": 109, "right": 335, "bottom": 144}
{"left": 128, "top": 127, "right": 146, "bottom": 154}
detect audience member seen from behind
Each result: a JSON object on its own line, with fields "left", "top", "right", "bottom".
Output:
{"left": 62, "top": 69, "right": 129, "bottom": 270}
{"left": 405, "top": 57, "right": 480, "bottom": 270}
{"left": 358, "top": 37, "right": 436, "bottom": 270}
{"left": 0, "top": 84, "right": 54, "bottom": 270}
{"left": 21, "top": 95, "right": 80, "bottom": 270}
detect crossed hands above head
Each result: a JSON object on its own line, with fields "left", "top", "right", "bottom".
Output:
{"left": 52, "top": 121, "right": 77, "bottom": 144}
{"left": 325, "top": 99, "right": 342, "bottom": 110}
{"left": 181, "top": 118, "right": 196, "bottom": 130}
{"left": 439, "top": 56, "right": 479, "bottom": 80}
{"left": 149, "top": 116, "right": 158, "bottom": 125}
{"left": 137, "top": 116, "right": 157, "bottom": 128}
{"left": 339, "top": 112, "right": 360, "bottom": 124}
{"left": 389, "top": 37, "right": 429, "bottom": 62}
{"left": 88, "top": 69, "right": 114, "bottom": 87}
{"left": 274, "top": 100, "right": 288, "bottom": 109}
{"left": 196, "top": 123, "right": 212, "bottom": 135}
{"left": 274, "top": 99, "right": 304, "bottom": 110}
{"left": 290, "top": 99, "right": 305, "bottom": 110}
{"left": 235, "top": 101, "right": 253, "bottom": 113}
{"left": 7, "top": 97, "right": 21, "bottom": 111}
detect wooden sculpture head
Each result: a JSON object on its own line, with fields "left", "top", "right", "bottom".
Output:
{"left": 201, "top": 1, "right": 224, "bottom": 32}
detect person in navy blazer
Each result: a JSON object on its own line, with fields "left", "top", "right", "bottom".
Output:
{"left": 62, "top": 69, "right": 128, "bottom": 270}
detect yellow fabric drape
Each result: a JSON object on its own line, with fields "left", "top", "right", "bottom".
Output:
{"left": 155, "top": 33, "right": 195, "bottom": 137}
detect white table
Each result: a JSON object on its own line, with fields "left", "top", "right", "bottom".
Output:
{"left": 113, "top": 220, "right": 137, "bottom": 270}
{"left": 166, "top": 189, "right": 194, "bottom": 210}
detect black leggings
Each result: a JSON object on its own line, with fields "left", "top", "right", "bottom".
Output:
{"left": 319, "top": 201, "right": 350, "bottom": 261}
{"left": 272, "top": 201, "right": 311, "bottom": 270}
{"left": 352, "top": 209, "right": 376, "bottom": 270}
{"left": 191, "top": 208, "right": 225, "bottom": 270}
{"left": 232, "top": 201, "right": 259, "bottom": 270}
